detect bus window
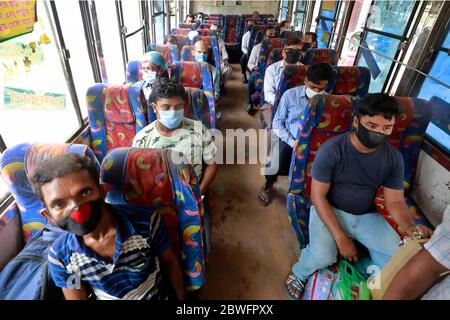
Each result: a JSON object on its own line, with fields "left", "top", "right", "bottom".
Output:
{"left": 418, "top": 28, "right": 450, "bottom": 152}
{"left": 121, "top": 0, "right": 146, "bottom": 62}
{"left": 293, "top": 0, "right": 307, "bottom": 32}
{"left": 315, "top": 0, "right": 340, "bottom": 48}
{"left": 356, "top": 0, "right": 417, "bottom": 92}
{"left": 93, "top": 0, "right": 125, "bottom": 83}
{"left": 0, "top": 1, "right": 80, "bottom": 146}
{"left": 0, "top": 151, "right": 8, "bottom": 202}
{"left": 279, "top": 0, "right": 290, "bottom": 21}
{"left": 54, "top": 0, "right": 96, "bottom": 119}
{"left": 153, "top": 0, "right": 166, "bottom": 45}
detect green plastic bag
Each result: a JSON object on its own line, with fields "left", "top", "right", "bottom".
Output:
{"left": 338, "top": 260, "right": 371, "bottom": 300}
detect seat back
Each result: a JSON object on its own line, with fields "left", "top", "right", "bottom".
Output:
{"left": 196, "top": 29, "right": 216, "bottom": 37}
{"left": 287, "top": 95, "right": 356, "bottom": 246}
{"left": 146, "top": 44, "right": 179, "bottom": 65}
{"left": 224, "top": 15, "right": 240, "bottom": 44}
{"left": 256, "top": 37, "right": 284, "bottom": 72}
{"left": 171, "top": 35, "right": 192, "bottom": 55}
{"left": 169, "top": 61, "right": 216, "bottom": 128}
{"left": 171, "top": 28, "right": 192, "bottom": 36}
{"left": 429, "top": 96, "right": 450, "bottom": 139}
{"left": 329, "top": 66, "right": 371, "bottom": 97}
{"left": 86, "top": 83, "right": 147, "bottom": 162}
{"left": 126, "top": 60, "right": 141, "bottom": 84}
{"left": 0, "top": 143, "right": 99, "bottom": 242}
{"left": 266, "top": 47, "right": 283, "bottom": 66}
{"left": 272, "top": 65, "right": 308, "bottom": 122}
{"left": 200, "top": 23, "right": 213, "bottom": 29}
{"left": 100, "top": 147, "right": 206, "bottom": 291}
{"left": 303, "top": 48, "right": 339, "bottom": 65}
{"left": 147, "top": 87, "right": 212, "bottom": 129}
{"left": 179, "top": 23, "right": 197, "bottom": 29}
{"left": 248, "top": 25, "right": 266, "bottom": 55}
{"left": 180, "top": 45, "right": 195, "bottom": 61}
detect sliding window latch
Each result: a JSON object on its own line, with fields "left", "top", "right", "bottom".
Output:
{"left": 63, "top": 48, "right": 70, "bottom": 60}
{"left": 121, "top": 26, "right": 127, "bottom": 35}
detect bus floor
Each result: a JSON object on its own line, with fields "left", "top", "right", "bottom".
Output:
{"left": 199, "top": 64, "right": 300, "bottom": 300}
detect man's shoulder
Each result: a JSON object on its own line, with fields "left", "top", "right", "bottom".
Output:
{"left": 49, "top": 231, "right": 75, "bottom": 259}
{"left": 283, "top": 85, "right": 306, "bottom": 98}
{"left": 267, "top": 60, "right": 283, "bottom": 71}
{"left": 318, "top": 133, "right": 348, "bottom": 155}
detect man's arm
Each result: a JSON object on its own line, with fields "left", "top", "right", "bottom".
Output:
{"left": 241, "top": 32, "right": 249, "bottom": 55}
{"left": 384, "top": 188, "right": 432, "bottom": 238}
{"left": 272, "top": 92, "right": 296, "bottom": 147}
{"left": 311, "top": 179, "right": 359, "bottom": 262}
{"left": 61, "top": 284, "right": 89, "bottom": 300}
{"left": 158, "top": 246, "right": 188, "bottom": 300}
{"left": 246, "top": 45, "right": 259, "bottom": 72}
{"left": 383, "top": 249, "right": 447, "bottom": 300}
{"left": 263, "top": 65, "right": 276, "bottom": 106}
{"left": 199, "top": 162, "right": 217, "bottom": 195}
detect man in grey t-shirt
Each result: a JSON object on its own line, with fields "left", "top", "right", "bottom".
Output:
{"left": 284, "top": 93, "right": 433, "bottom": 300}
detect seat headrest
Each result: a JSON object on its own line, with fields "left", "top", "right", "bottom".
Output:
{"left": 170, "top": 61, "right": 203, "bottom": 88}
{"left": 100, "top": 148, "right": 174, "bottom": 208}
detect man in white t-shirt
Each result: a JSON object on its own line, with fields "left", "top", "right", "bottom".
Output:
{"left": 240, "top": 19, "right": 256, "bottom": 83}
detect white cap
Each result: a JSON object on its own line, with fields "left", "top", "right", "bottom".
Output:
{"left": 188, "top": 30, "right": 199, "bottom": 41}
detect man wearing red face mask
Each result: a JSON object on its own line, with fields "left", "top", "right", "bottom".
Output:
{"left": 30, "top": 154, "right": 187, "bottom": 300}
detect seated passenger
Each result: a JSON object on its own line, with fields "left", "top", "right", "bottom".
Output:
{"left": 257, "top": 62, "right": 333, "bottom": 206}
{"left": 210, "top": 23, "right": 232, "bottom": 83}
{"left": 185, "top": 14, "right": 195, "bottom": 24}
{"left": 383, "top": 206, "right": 448, "bottom": 300}
{"left": 284, "top": 93, "right": 433, "bottom": 300}
{"left": 165, "top": 34, "right": 178, "bottom": 46}
{"left": 246, "top": 26, "right": 277, "bottom": 73}
{"left": 258, "top": 36, "right": 303, "bottom": 121}
{"left": 251, "top": 10, "right": 260, "bottom": 20}
{"left": 132, "top": 78, "right": 217, "bottom": 252}
{"left": 241, "top": 19, "right": 256, "bottom": 83}
{"left": 191, "top": 39, "right": 220, "bottom": 101}
{"left": 302, "top": 32, "right": 318, "bottom": 53}
{"left": 139, "top": 51, "right": 169, "bottom": 106}
{"left": 196, "top": 12, "right": 205, "bottom": 23}
{"left": 279, "top": 20, "right": 292, "bottom": 34}
{"left": 31, "top": 153, "right": 187, "bottom": 300}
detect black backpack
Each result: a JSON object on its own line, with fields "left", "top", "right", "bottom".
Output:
{"left": 0, "top": 224, "right": 64, "bottom": 300}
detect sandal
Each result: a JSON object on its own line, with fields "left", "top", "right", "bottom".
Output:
{"left": 283, "top": 272, "right": 306, "bottom": 300}
{"left": 257, "top": 184, "right": 272, "bottom": 206}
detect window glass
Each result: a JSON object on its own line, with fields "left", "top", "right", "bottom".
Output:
{"left": 316, "top": 19, "right": 333, "bottom": 48}
{"left": 0, "top": 1, "right": 80, "bottom": 146}
{"left": 357, "top": 32, "right": 400, "bottom": 92}
{"left": 0, "top": 151, "right": 9, "bottom": 201}
{"left": 122, "top": 0, "right": 144, "bottom": 61}
{"left": 94, "top": 0, "right": 125, "bottom": 83}
{"left": 153, "top": 0, "right": 165, "bottom": 45}
{"left": 280, "top": 0, "right": 290, "bottom": 21}
{"left": 55, "top": 0, "right": 95, "bottom": 119}
{"left": 366, "top": 0, "right": 415, "bottom": 36}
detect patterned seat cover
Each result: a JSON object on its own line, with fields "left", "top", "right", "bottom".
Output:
{"left": 146, "top": 44, "right": 179, "bottom": 65}
{"left": 224, "top": 15, "right": 240, "bottom": 44}
{"left": 329, "top": 66, "right": 371, "bottom": 97}
{"left": 0, "top": 143, "right": 99, "bottom": 242}
{"left": 178, "top": 23, "right": 197, "bottom": 30}
{"left": 169, "top": 61, "right": 216, "bottom": 128}
{"left": 86, "top": 84, "right": 147, "bottom": 162}
{"left": 303, "top": 48, "right": 339, "bottom": 65}
{"left": 100, "top": 147, "right": 206, "bottom": 291}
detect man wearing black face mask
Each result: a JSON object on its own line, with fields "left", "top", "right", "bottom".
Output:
{"left": 260, "top": 36, "right": 303, "bottom": 127}
{"left": 30, "top": 154, "right": 187, "bottom": 300}
{"left": 284, "top": 93, "right": 433, "bottom": 300}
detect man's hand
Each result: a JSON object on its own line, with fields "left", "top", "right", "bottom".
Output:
{"left": 336, "top": 235, "right": 359, "bottom": 262}
{"left": 224, "top": 58, "right": 229, "bottom": 67}
{"left": 405, "top": 225, "right": 433, "bottom": 239}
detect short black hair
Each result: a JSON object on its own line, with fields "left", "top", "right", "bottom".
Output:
{"left": 306, "top": 62, "right": 333, "bottom": 84}
{"left": 264, "top": 25, "right": 275, "bottom": 34}
{"left": 279, "top": 20, "right": 290, "bottom": 28}
{"left": 165, "top": 35, "right": 178, "bottom": 45}
{"left": 150, "top": 78, "right": 186, "bottom": 104}
{"left": 30, "top": 153, "right": 99, "bottom": 202}
{"left": 358, "top": 93, "right": 400, "bottom": 120}
{"left": 305, "top": 32, "right": 318, "bottom": 42}
{"left": 283, "top": 36, "right": 302, "bottom": 47}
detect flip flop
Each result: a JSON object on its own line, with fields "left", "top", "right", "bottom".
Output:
{"left": 283, "top": 272, "right": 305, "bottom": 300}
{"left": 257, "top": 185, "right": 271, "bottom": 206}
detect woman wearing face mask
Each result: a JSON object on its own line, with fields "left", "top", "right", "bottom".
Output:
{"left": 258, "top": 62, "right": 333, "bottom": 206}
{"left": 132, "top": 78, "right": 218, "bottom": 254}
{"left": 139, "top": 51, "right": 169, "bottom": 105}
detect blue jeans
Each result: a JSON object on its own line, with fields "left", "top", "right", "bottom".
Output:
{"left": 292, "top": 206, "right": 401, "bottom": 282}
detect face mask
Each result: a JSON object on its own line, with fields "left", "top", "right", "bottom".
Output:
{"left": 158, "top": 108, "right": 184, "bottom": 129}
{"left": 356, "top": 121, "right": 390, "bottom": 149}
{"left": 302, "top": 42, "right": 311, "bottom": 51}
{"left": 142, "top": 70, "right": 157, "bottom": 83}
{"left": 305, "top": 86, "right": 325, "bottom": 99}
{"left": 54, "top": 198, "right": 103, "bottom": 236}
{"left": 194, "top": 53, "right": 207, "bottom": 63}
{"left": 285, "top": 49, "right": 302, "bottom": 64}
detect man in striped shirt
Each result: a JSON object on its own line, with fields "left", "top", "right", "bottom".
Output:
{"left": 30, "top": 153, "right": 187, "bottom": 300}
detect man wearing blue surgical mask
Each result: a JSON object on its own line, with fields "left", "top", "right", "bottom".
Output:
{"left": 258, "top": 62, "right": 333, "bottom": 206}
{"left": 139, "top": 51, "right": 169, "bottom": 104}
{"left": 191, "top": 40, "right": 220, "bottom": 101}
{"left": 133, "top": 79, "right": 218, "bottom": 254}
{"left": 132, "top": 78, "right": 217, "bottom": 196}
